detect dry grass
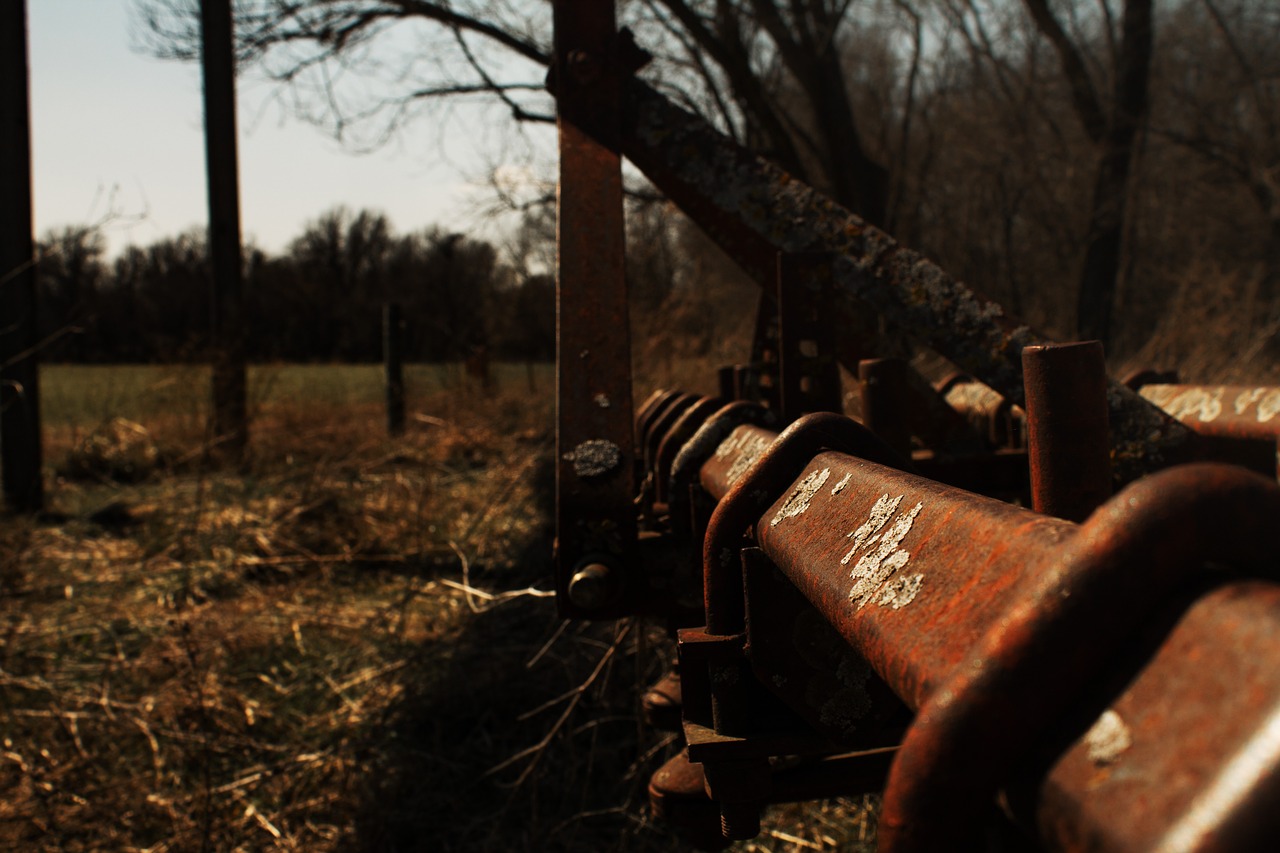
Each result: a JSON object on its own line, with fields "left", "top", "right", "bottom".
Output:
{"left": 1121, "top": 264, "right": 1280, "bottom": 384}
{"left": 2, "top": 373, "right": 875, "bottom": 853}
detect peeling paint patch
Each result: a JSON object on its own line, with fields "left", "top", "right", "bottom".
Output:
{"left": 564, "top": 440, "right": 622, "bottom": 478}
{"left": 593, "top": 393, "right": 611, "bottom": 408}
{"left": 716, "top": 428, "right": 775, "bottom": 485}
{"left": 877, "top": 573, "right": 924, "bottom": 609}
{"left": 841, "top": 494, "right": 903, "bottom": 565}
{"left": 770, "top": 468, "right": 831, "bottom": 527}
{"left": 1259, "top": 390, "right": 1280, "bottom": 423}
{"left": 1085, "top": 710, "right": 1132, "bottom": 766}
{"left": 831, "top": 472, "right": 852, "bottom": 496}
{"left": 1151, "top": 387, "right": 1223, "bottom": 423}
{"left": 843, "top": 496, "right": 924, "bottom": 609}
{"left": 1236, "top": 388, "right": 1266, "bottom": 415}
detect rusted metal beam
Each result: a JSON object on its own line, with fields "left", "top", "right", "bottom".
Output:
{"left": 751, "top": 454, "right": 1280, "bottom": 851}
{"left": 553, "top": 0, "right": 637, "bottom": 618}
{"left": 610, "top": 79, "right": 1192, "bottom": 483}
{"left": 1140, "top": 383, "right": 1280, "bottom": 444}
{"left": 1023, "top": 341, "right": 1112, "bottom": 521}
{"left": 777, "top": 253, "right": 844, "bottom": 420}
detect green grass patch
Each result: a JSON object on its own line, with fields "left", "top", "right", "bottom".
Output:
{"left": 40, "top": 362, "right": 555, "bottom": 430}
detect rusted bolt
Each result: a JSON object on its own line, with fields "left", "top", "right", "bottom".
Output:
{"left": 718, "top": 800, "right": 761, "bottom": 840}
{"left": 567, "top": 560, "right": 621, "bottom": 611}
{"left": 702, "top": 757, "right": 770, "bottom": 840}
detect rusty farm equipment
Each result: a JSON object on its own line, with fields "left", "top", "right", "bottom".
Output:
{"left": 547, "top": 2, "right": 1280, "bottom": 850}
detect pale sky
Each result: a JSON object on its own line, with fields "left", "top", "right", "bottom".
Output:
{"left": 27, "top": 0, "right": 548, "bottom": 258}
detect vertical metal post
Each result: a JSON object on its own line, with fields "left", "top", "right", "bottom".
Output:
{"left": 718, "top": 365, "right": 737, "bottom": 402}
{"left": 384, "top": 302, "right": 405, "bottom": 436}
{"left": 776, "top": 253, "right": 843, "bottom": 421}
{"left": 553, "top": 0, "right": 637, "bottom": 617}
{"left": 0, "top": 0, "right": 43, "bottom": 513}
{"left": 858, "top": 358, "right": 914, "bottom": 460}
{"left": 200, "top": 0, "right": 247, "bottom": 459}
{"left": 1022, "top": 341, "right": 1112, "bottom": 521}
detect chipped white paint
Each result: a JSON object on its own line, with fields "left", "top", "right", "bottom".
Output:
{"left": 716, "top": 429, "right": 775, "bottom": 485}
{"left": 842, "top": 495, "right": 925, "bottom": 609}
{"left": 593, "top": 393, "right": 611, "bottom": 409}
{"left": 831, "top": 472, "right": 852, "bottom": 496}
{"left": 840, "top": 494, "right": 902, "bottom": 566}
{"left": 1162, "top": 388, "right": 1223, "bottom": 423}
{"left": 877, "top": 573, "right": 924, "bottom": 609}
{"left": 1235, "top": 387, "right": 1266, "bottom": 415}
{"left": 770, "top": 468, "right": 831, "bottom": 527}
{"left": 1258, "top": 389, "right": 1280, "bottom": 423}
{"left": 1084, "top": 710, "right": 1132, "bottom": 766}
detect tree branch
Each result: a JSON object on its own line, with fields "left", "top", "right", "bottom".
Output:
{"left": 1020, "top": 0, "right": 1106, "bottom": 143}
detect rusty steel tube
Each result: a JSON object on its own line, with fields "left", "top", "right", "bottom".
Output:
{"left": 1141, "top": 383, "right": 1280, "bottom": 442}
{"left": 754, "top": 456, "right": 1280, "bottom": 851}
{"left": 701, "top": 413, "right": 911, "bottom": 637}
{"left": 669, "top": 403, "right": 777, "bottom": 507}
{"left": 612, "top": 78, "right": 1194, "bottom": 483}
{"left": 654, "top": 396, "right": 726, "bottom": 504}
{"left": 1023, "top": 341, "right": 1112, "bottom": 522}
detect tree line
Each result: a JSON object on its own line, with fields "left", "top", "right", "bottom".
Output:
{"left": 35, "top": 207, "right": 556, "bottom": 364}
{"left": 133, "top": 0, "right": 1279, "bottom": 369}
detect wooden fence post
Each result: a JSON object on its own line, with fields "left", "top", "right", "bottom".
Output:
{"left": 384, "top": 302, "right": 405, "bottom": 436}
{"left": 0, "top": 0, "right": 44, "bottom": 513}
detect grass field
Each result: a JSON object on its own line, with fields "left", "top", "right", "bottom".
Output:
{"left": 39, "top": 363, "right": 557, "bottom": 428}
{"left": 2, "top": 363, "right": 875, "bottom": 852}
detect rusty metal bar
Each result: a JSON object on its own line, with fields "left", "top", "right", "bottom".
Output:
{"left": 0, "top": 0, "right": 43, "bottom": 512}
{"left": 1023, "top": 341, "right": 1112, "bottom": 521}
{"left": 643, "top": 392, "right": 700, "bottom": 472}
{"left": 777, "top": 253, "right": 844, "bottom": 420}
{"left": 858, "top": 359, "right": 914, "bottom": 459}
{"left": 701, "top": 414, "right": 912, "bottom": 638}
{"left": 750, "top": 453, "right": 1280, "bottom": 851}
{"left": 653, "top": 396, "right": 724, "bottom": 505}
{"left": 612, "top": 79, "right": 1193, "bottom": 483}
{"left": 1140, "top": 383, "right": 1280, "bottom": 442}
{"left": 383, "top": 302, "right": 405, "bottom": 436}
{"left": 940, "top": 378, "right": 1020, "bottom": 449}
{"left": 553, "top": 0, "right": 637, "bottom": 618}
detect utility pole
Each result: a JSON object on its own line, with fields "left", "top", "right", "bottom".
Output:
{"left": 0, "top": 0, "right": 44, "bottom": 513}
{"left": 200, "top": 0, "right": 247, "bottom": 459}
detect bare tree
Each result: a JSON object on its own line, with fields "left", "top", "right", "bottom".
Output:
{"left": 135, "top": 1, "right": 935, "bottom": 226}
{"left": 1154, "top": 0, "right": 1280, "bottom": 307}
{"left": 1020, "top": 0, "right": 1154, "bottom": 346}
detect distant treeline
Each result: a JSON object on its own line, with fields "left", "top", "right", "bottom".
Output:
{"left": 35, "top": 207, "right": 556, "bottom": 364}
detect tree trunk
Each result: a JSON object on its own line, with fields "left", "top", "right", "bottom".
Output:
{"left": 1074, "top": 0, "right": 1153, "bottom": 347}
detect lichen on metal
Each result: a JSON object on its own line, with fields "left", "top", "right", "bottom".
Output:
{"left": 565, "top": 439, "right": 623, "bottom": 478}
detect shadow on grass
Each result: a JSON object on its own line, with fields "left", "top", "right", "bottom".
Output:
{"left": 348, "top": 576, "right": 689, "bottom": 852}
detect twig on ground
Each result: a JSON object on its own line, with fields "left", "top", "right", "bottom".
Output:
{"left": 486, "top": 620, "right": 634, "bottom": 787}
